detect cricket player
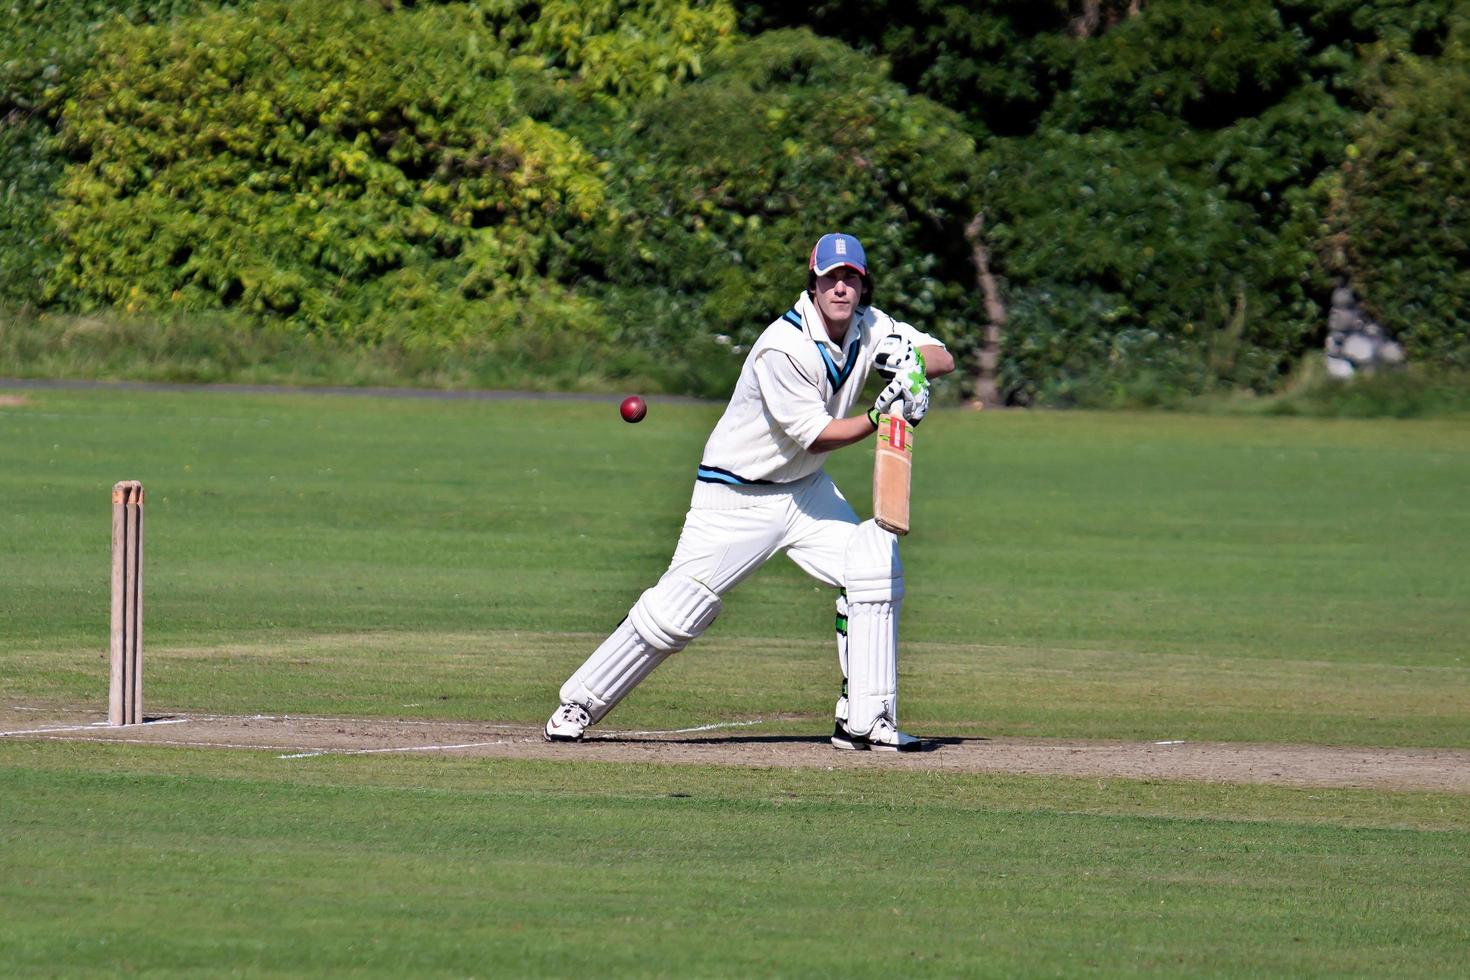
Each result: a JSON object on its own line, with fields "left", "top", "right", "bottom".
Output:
{"left": 545, "top": 233, "right": 955, "bottom": 750}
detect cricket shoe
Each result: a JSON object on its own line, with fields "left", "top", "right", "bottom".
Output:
{"left": 831, "top": 715, "right": 922, "bottom": 752}
{"left": 544, "top": 703, "right": 591, "bottom": 742}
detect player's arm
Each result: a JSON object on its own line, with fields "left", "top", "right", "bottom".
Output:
{"left": 810, "top": 375, "right": 919, "bottom": 452}
{"left": 755, "top": 349, "right": 879, "bottom": 455}
{"left": 919, "top": 344, "right": 954, "bottom": 378}
{"left": 876, "top": 315, "right": 953, "bottom": 380}
{"left": 807, "top": 412, "right": 881, "bottom": 454}
{"left": 810, "top": 343, "right": 953, "bottom": 452}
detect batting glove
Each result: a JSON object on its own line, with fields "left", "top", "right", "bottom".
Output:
{"left": 896, "top": 361, "right": 930, "bottom": 426}
{"left": 871, "top": 375, "right": 906, "bottom": 419}
{"left": 873, "top": 334, "right": 925, "bottom": 382}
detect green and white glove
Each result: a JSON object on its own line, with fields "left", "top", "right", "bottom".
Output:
{"left": 871, "top": 375, "right": 906, "bottom": 424}
{"left": 897, "top": 360, "right": 930, "bottom": 426}
{"left": 874, "top": 334, "right": 925, "bottom": 382}
{"left": 870, "top": 356, "right": 930, "bottom": 427}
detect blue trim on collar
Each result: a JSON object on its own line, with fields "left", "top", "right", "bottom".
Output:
{"left": 815, "top": 333, "right": 862, "bottom": 392}
{"left": 782, "top": 304, "right": 862, "bottom": 391}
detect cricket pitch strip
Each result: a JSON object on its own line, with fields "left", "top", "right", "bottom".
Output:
{"left": 3, "top": 709, "right": 1467, "bottom": 793}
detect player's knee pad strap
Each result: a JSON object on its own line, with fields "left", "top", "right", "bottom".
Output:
{"left": 844, "top": 520, "right": 904, "bottom": 603}
{"left": 835, "top": 589, "right": 850, "bottom": 681}
{"left": 628, "top": 574, "right": 723, "bottom": 653}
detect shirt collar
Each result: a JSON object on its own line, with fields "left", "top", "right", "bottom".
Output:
{"left": 796, "top": 292, "right": 865, "bottom": 351}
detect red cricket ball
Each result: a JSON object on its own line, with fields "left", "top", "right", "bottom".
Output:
{"left": 619, "top": 395, "right": 647, "bottom": 423}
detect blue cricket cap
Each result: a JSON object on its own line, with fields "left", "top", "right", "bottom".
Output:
{"left": 809, "top": 233, "right": 868, "bottom": 277}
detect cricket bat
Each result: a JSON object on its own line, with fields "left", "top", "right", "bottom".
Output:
{"left": 873, "top": 412, "right": 913, "bottom": 535}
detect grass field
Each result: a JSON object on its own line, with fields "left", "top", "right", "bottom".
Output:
{"left": 2, "top": 385, "right": 1468, "bottom": 975}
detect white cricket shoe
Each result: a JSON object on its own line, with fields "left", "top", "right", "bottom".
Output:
{"left": 544, "top": 703, "right": 590, "bottom": 742}
{"left": 831, "top": 715, "right": 922, "bottom": 752}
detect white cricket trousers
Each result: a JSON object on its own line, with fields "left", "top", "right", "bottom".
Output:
{"left": 669, "top": 469, "right": 860, "bottom": 594}
{"left": 557, "top": 469, "right": 892, "bottom": 725}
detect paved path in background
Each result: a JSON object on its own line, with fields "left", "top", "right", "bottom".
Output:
{"left": 0, "top": 377, "right": 709, "bottom": 403}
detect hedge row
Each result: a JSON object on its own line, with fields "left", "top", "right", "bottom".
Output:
{"left": 3, "top": 0, "right": 1467, "bottom": 400}
{"left": 742, "top": 0, "right": 1470, "bottom": 398}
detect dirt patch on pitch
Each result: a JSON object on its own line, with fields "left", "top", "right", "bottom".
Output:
{"left": 5, "top": 711, "right": 1468, "bottom": 793}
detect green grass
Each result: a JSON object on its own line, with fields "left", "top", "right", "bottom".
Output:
{"left": 2, "top": 388, "right": 1466, "bottom": 744}
{"left": 0, "top": 307, "right": 684, "bottom": 394}
{"left": 2, "top": 742, "right": 1467, "bottom": 977}
{"left": 1191, "top": 355, "right": 1470, "bottom": 419}
{"left": 2, "top": 387, "right": 1468, "bottom": 976}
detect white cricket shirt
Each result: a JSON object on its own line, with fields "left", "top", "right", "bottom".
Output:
{"left": 693, "top": 291, "right": 945, "bottom": 502}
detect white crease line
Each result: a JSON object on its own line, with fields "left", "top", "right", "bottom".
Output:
{"left": 187, "top": 712, "right": 527, "bottom": 731}
{"left": 1, "top": 723, "right": 107, "bottom": 736}
{"left": 615, "top": 719, "right": 766, "bottom": 737}
{"left": 1154, "top": 740, "right": 1187, "bottom": 745}
{"left": 9, "top": 727, "right": 519, "bottom": 759}
{"left": 278, "top": 740, "right": 510, "bottom": 760}
{"left": 18, "top": 734, "right": 320, "bottom": 752}
{"left": 1, "top": 718, "right": 190, "bottom": 737}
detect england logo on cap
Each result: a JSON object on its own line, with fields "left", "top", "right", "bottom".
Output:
{"left": 810, "top": 233, "right": 868, "bottom": 277}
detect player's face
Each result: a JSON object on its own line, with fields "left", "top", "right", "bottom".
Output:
{"left": 814, "top": 267, "right": 863, "bottom": 329}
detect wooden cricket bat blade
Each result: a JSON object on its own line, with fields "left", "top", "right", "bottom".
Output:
{"left": 873, "top": 413, "right": 912, "bottom": 535}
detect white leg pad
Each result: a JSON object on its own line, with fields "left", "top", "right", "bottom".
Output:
{"left": 628, "top": 574, "right": 723, "bottom": 653}
{"left": 560, "top": 574, "right": 722, "bottom": 724}
{"left": 844, "top": 520, "right": 904, "bottom": 736}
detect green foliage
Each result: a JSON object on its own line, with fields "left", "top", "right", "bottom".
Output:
{"left": 50, "top": 0, "right": 616, "bottom": 343}
{"left": 0, "top": 0, "right": 235, "bottom": 113}
{"left": 586, "top": 29, "right": 984, "bottom": 361}
{"left": 1280, "top": 0, "right": 1460, "bottom": 54}
{"left": 1273, "top": 0, "right": 1462, "bottom": 110}
{"left": 735, "top": 0, "right": 1464, "bottom": 404}
{"left": 1, "top": 2, "right": 242, "bottom": 308}
{"left": 1050, "top": 0, "right": 1308, "bottom": 130}
{"left": 40, "top": 0, "right": 751, "bottom": 379}
{"left": 981, "top": 129, "right": 1318, "bottom": 404}
{"left": 0, "top": 114, "right": 63, "bottom": 306}
{"left": 736, "top": 1, "right": 1075, "bottom": 138}
{"left": 5, "top": 0, "right": 1468, "bottom": 403}
{"left": 1325, "top": 17, "right": 1470, "bottom": 368}
{"left": 1199, "top": 81, "right": 1350, "bottom": 212}
{"left": 522, "top": 0, "right": 737, "bottom": 105}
